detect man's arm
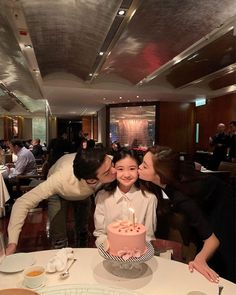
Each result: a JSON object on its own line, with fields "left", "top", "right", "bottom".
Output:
{"left": 6, "top": 173, "right": 60, "bottom": 254}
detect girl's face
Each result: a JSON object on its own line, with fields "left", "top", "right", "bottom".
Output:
{"left": 115, "top": 155, "right": 138, "bottom": 191}
{"left": 138, "top": 152, "right": 161, "bottom": 185}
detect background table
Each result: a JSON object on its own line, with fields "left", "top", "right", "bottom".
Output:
{"left": 0, "top": 249, "right": 235, "bottom": 294}
{"left": 0, "top": 171, "right": 10, "bottom": 217}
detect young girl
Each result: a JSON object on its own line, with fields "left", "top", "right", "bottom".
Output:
{"left": 94, "top": 148, "right": 157, "bottom": 247}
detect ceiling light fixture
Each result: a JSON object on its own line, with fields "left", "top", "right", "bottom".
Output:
{"left": 24, "top": 44, "right": 32, "bottom": 48}
{"left": 187, "top": 53, "right": 199, "bottom": 61}
{"left": 99, "top": 52, "right": 104, "bottom": 56}
{"left": 117, "top": 9, "right": 126, "bottom": 16}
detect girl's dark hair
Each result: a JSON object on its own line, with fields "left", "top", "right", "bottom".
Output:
{"left": 104, "top": 148, "right": 141, "bottom": 192}
{"left": 73, "top": 148, "right": 107, "bottom": 180}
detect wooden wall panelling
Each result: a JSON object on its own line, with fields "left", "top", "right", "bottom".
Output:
{"left": 82, "top": 116, "right": 91, "bottom": 139}
{"left": 195, "top": 93, "right": 236, "bottom": 151}
{"left": 93, "top": 115, "right": 98, "bottom": 141}
{"left": 3, "top": 116, "right": 13, "bottom": 140}
{"left": 159, "top": 102, "right": 195, "bottom": 154}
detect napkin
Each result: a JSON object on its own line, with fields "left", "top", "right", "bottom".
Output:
{"left": 46, "top": 247, "right": 74, "bottom": 273}
{"left": 160, "top": 249, "right": 173, "bottom": 260}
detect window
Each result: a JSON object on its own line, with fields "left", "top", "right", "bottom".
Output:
{"left": 32, "top": 117, "right": 46, "bottom": 144}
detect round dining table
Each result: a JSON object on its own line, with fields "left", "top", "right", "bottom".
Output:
{"left": 0, "top": 248, "right": 235, "bottom": 295}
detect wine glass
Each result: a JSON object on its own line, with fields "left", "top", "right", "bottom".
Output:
{"left": 0, "top": 232, "right": 5, "bottom": 264}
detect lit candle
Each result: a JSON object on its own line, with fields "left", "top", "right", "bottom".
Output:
{"left": 129, "top": 208, "right": 135, "bottom": 228}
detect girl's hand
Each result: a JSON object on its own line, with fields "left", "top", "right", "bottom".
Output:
{"left": 188, "top": 255, "right": 219, "bottom": 283}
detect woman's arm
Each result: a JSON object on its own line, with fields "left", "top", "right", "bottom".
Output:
{"left": 164, "top": 186, "right": 220, "bottom": 282}
{"left": 188, "top": 233, "right": 220, "bottom": 282}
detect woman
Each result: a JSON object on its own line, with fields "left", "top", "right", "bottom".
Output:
{"left": 138, "top": 146, "right": 235, "bottom": 283}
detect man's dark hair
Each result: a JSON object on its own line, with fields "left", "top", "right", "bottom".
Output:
{"left": 10, "top": 138, "right": 24, "bottom": 148}
{"left": 73, "top": 148, "right": 107, "bottom": 180}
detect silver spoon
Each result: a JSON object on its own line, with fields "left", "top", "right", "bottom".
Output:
{"left": 59, "top": 258, "right": 77, "bottom": 279}
{"left": 218, "top": 285, "right": 224, "bottom": 295}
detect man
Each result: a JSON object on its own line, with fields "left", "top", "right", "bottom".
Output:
{"left": 209, "top": 123, "right": 229, "bottom": 170}
{"left": 4, "top": 139, "right": 37, "bottom": 201}
{"left": 31, "top": 138, "right": 44, "bottom": 162}
{"left": 6, "top": 148, "right": 116, "bottom": 255}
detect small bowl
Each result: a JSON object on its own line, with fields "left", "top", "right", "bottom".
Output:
{"left": 23, "top": 265, "right": 46, "bottom": 289}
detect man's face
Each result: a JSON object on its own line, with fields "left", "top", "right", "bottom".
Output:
{"left": 217, "top": 124, "right": 225, "bottom": 133}
{"left": 96, "top": 156, "right": 116, "bottom": 184}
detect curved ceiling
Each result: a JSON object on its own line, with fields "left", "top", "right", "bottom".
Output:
{"left": 0, "top": 0, "right": 236, "bottom": 117}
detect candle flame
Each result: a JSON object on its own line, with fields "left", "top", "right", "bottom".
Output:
{"left": 129, "top": 207, "right": 135, "bottom": 213}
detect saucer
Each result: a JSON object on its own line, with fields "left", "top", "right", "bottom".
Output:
{"left": 0, "top": 253, "right": 35, "bottom": 273}
{"left": 18, "top": 278, "right": 47, "bottom": 292}
{"left": 0, "top": 289, "right": 39, "bottom": 295}
{"left": 187, "top": 292, "right": 207, "bottom": 295}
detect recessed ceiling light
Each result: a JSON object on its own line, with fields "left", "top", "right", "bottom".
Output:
{"left": 117, "top": 9, "right": 126, "bottom": 16}
{"left": 127, "top": 99, "right": 130, "bottom": 102}
{"left": 89, "top": 73, "right": 93, "bottom": 76}
{"left": 99, "top": 52, "right": 104, "bottom": 56}
{"left": 119, "top": 96, "right": 122, "bottom": 99}
{"left": 103, "top": 97, "right": 106, "bottom": 100}
{"left": 143, "top": 99, "right": 146, "bottom": 101}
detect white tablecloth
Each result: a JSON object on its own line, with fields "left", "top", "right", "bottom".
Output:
{"left": 0, "top": 171, "right": 10, "bottom": 217}
{"left": 0, "top": 248, "right": 235, "bottom": 294}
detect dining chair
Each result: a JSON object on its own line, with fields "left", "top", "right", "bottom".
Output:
{"left": 218, "top": 161, "right": 236, "bottom": 177}
{"left": 13, "top": 160, "right": 49, "bottom": 197}
{"left": 218, "top": 161, "right": 236, "bottom": 187}
{"left": 150, "top": 238, "right": 183, "bottom": 262}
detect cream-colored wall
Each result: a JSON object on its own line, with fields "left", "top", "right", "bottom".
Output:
{"left": 97, "top": 107, "right": 106, "bottom": 146}
{"left": 49, "top": 117, "right": 57, "bottom": 140}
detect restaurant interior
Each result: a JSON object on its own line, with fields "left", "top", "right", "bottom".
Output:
{"left": 0, "top": 0, "right": 236, "bottom": 293}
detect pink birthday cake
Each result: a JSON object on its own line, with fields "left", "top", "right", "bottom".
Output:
{"left": 106, "top": 220, "right": 147, "bottom": 259}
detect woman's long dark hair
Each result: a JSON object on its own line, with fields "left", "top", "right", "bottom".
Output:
{"left": 143, "top": 145, "right": 210, "bottom": 206}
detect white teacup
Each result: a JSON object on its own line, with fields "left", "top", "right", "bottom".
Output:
{"left": 23, "top": 265, "right": 46, "bottom": 289}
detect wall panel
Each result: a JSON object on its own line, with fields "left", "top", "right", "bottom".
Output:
{"left": 195, "top": 93, "right": 236, "bottom": 150}
{"left": 159, "top": 102, "right": 195, "bottom": 153}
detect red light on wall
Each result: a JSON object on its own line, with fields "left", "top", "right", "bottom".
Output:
{"left": 19, "top": 30, "right": 27, "bottom": 35}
